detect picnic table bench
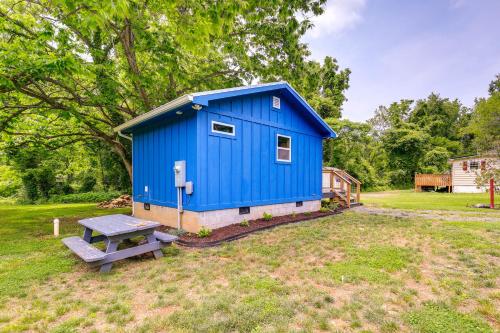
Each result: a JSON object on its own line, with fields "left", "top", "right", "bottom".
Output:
{"left": 62, "top": 214, "right": 177, "bottom": 272}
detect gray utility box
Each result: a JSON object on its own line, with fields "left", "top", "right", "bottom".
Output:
{"left": 174, "top": 160, "right": 186, "bottom": 187}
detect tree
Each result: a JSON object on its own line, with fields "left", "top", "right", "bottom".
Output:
{"left": 368, "top": 99, "right": 413, "bottom": 134}
{"left": 0, "top": 0, "right": 329, "bottom": 182}
{"left": 467, "top": 93, "right": 500, "bottom": 157}
{"left": 488, "top": 73, "right": 500, "bottom": 95}
{"left": 409, "top": 93, "right": 464, "bottom": 140}
{"left": 324, "top": 118, "right": 387, "bottom": 188}
{"left": 293, "top": 57, "right": 351, "bottom": 119}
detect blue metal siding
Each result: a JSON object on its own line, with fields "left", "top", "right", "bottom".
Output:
{"left": 132, "top": 113, "right": 198, "bottom": 209}
{"left": 196, "top": 92, "right": 323, "bottom": 211}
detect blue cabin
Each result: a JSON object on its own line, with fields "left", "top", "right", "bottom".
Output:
{"left": 115, "top": 82, "right": 336, "bottom": 232}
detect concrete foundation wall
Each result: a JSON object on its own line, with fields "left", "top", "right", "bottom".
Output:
{"left": 133, "top": 200, "right": 321, "bottom": 233}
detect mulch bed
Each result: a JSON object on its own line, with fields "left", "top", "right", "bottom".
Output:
{"left": 161, "top": 209, "right": 342, "bottom": 248}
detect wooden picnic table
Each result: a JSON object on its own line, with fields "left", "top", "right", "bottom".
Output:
{"left": 63, "top": 214, "right": 177, "bottom": 272}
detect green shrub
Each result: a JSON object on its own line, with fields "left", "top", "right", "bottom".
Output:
{"left": 320, "top": 207, "right": 329, "bottom": 213}
{"left": 406, "top": 302, "right": 492, "bottom": 333}
{"left": 47, "top": 191, "right": 122, "bottom": 203}
{"left": 240, "top": 219, "right": 249, "bottom": 227}
{"left": 80, "top": 174, "right": 97, "bottom": 192}
{"left": 197, "top": 227, "right": 212, "bottom": 238}
{"left": 0, "top": 165, "right": 21, "bottom": 198}
{"left": 304, "top": 211, "right": 311, "bottom": 216}
{"left": 263, "top": 212, "right": 273, "bottom": 221}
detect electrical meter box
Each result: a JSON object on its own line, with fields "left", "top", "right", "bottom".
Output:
{"left": 173, "top": 160, "right": 186, "bottom": 187}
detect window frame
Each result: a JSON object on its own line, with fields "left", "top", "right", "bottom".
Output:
{"left": 211, "top": 120, "right": 235, "bottom": 136}
{"left": 276, "top": 134, "right": 292, "bottom": 163}
{"left": 469, "top": 161, "right": 479, "bottom": 171}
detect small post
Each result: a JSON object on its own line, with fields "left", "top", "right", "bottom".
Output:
{"left": 53, "top": 218, "right": 60, "bottom": 237}
{"left": 490, "top": 178, "right": 495, "bottom": 209}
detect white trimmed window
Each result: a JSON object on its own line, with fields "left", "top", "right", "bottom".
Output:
{"left": 276, "top": 134, "right": 291, "bottom": 162}
{"left": 211, "top": 121, "right": 235, "bottom": 136}
{"left": 469, "top": 161, "right": 479, "bottom": 170}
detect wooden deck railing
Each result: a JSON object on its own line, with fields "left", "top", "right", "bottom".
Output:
{"left": 322, "top": 167, "right": 361, "bottom": 208}
{"left": 415, "top": 173, "right": 452, "bottom": 192}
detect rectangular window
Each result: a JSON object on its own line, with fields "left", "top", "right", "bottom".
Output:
{"left": 469, "top": 161, "right": 479, "bottom": 170}
{"left": 276, "top": 134, "right": 291, "bottom": 162}
{"left": 211, "top": 121, "right": 235, "bottom": 136}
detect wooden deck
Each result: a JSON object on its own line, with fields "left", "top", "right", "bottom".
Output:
{"left": 415, "top": 173, "right": 452, "bottom": 192}
{"left": 322, "top": 167, "right": 361, "bottom": 208}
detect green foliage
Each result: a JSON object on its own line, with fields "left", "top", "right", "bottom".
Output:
{"left": 488, "top": 73, "right": 500, "bottom": 95}
{"left": 406, "top": 302, "right": 492, "bottom": 333}
{"left": 47, "top": 191, "right": 122, "bottom": 204}
{"left": 321, "top": 200, "right": 339, "bottom": 211}
{"left": 239, "top": 219, "right": 249, "bottom": 227}
{"left": 364, "top": 93, "right": 476, "bottom": 187}
{"left": 319, "top": 207, "right": 329, "bottom": 213}
{"left": 79, "top": 174, "right": 97, "bottom": 193}
{"left": 324, "top": 118, "right": 388, "bottom": 189}
{"left": 0, "top": 164, "right": 21, "bottom": 197}
{"left": 293, "top": 57, "right": 351, "bottom": 118}
{"left": 319, "top": 246, "right": 414, "bottom": 284}
{"left": 197, "top": 227, "right": 212, "bottom": 238}
{"left": 0, "top": 0, "right": 338, "bottom": 186}
{"left": 466, "top": 93, "right": 500, "bottom": 156}
{"left": 262, "top": 212, "right": 273, "bottom": 221}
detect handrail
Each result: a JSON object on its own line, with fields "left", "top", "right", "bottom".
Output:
{"left": 322, "top": 167, "right": 361, "bottom": 207}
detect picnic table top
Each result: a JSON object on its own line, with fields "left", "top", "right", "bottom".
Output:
{"left": 78, "top": 214, "right": 160, "bottom": 237}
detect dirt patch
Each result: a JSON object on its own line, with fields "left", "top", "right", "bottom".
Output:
{"left": 167, "top": 210, "right": 341, "bottom": 247}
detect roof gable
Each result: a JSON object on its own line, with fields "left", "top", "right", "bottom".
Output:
{"left": 115, "top": 82, "right": 336, "bottom": 138}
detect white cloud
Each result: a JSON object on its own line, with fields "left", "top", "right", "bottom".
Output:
{"left": 307, "top": 0, "right": 367, "bottom": 38}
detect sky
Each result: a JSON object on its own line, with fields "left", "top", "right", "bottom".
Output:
{"left": 302, "top": 0, "right": 500, "bottom": 121}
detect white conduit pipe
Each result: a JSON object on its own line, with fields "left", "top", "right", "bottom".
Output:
{"left": 177, "top": 187, "right": 183, "bottom": 229}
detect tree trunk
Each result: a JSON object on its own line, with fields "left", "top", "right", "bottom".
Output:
{"left": 112, "top": 141, "right": 132, "bottom": 183}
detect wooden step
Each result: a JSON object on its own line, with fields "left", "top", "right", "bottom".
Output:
{"left": 153, "top": 231, "right": 178, "bottom": 243}
{"left": 62, "top": 236, "right": 106, "bottom": 262}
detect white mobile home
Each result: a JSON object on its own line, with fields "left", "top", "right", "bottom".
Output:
{"left": 449, "top": 155, "right": 499, "bottom": 193}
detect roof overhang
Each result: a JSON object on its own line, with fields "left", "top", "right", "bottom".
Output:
{"left": 114, "top": 82, "right": 337, "bottom": 138}
{"left": 114, "top": 95, "right": 193, "bottom": 133}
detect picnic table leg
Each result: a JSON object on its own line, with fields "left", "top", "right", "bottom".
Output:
{"left": 99, "top": 241, "right": 120, "bottom": 273}
{"left": 147, "top": 234, "right": 163, "bottom": 259}
{"left": 83, "top": 227, "right": 93, "bottom": 242}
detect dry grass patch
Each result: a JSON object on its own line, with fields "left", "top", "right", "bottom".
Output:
{"left": 0, "top": 205, "right": 498, "bottom": 332}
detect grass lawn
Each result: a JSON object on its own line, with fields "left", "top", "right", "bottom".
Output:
{"left": 362, "top": 190, "right": 497, "bottom": 212}
{"left": 0, "top": 196, "right": 498, "bottom": 332}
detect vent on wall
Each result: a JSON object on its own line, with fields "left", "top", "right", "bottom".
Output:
{"left": 239, "top": 207, "right": 250, "bottom": 215}
{"left": 272, "top": 96, "right": 281, "bottom": 109}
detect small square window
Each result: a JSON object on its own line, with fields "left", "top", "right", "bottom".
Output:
{"left": 296, "top": 201, "right": 303, "bottom": 207}
{"left": 212, "top": 121, "right": 235, "bottom": 136}
{"left": 144, "top": 203, "right": 150, "bottom": 211}
{"left": 272, "top": 96, "right": 281, "bottom": 109}
{"left": 276, "top": 134, "right": 291, "bottom": 162}
{"left": 469, "top": 161, "right": 479, "bottom": 170}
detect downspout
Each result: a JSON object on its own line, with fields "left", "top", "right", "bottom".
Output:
{"left": 118, "top": 131, "right": 134, "bottom": 216}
